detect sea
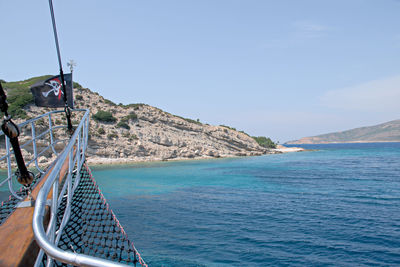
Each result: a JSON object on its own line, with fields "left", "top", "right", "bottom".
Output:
{"left": 91, "top": 143, "right": 400, "bottom": 266}
{"left": 1, "top": 143, "right": 399, "bottom": 266}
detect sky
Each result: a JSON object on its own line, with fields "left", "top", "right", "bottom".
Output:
{"left": 1, "top": 0, "right": 400, "bottom": 142}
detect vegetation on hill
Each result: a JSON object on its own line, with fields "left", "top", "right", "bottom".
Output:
{"left": 121, "top": 112, "right": 137, "bottom": 122}
{"left": 1, "top": 75, "right": 52, "bottom": 119}
{"left": 175, "top": 115, "right": 202, "bottom": 125}
{"left": 104, "top": 99, "right": 116, "bottom": 106}
{"left": 97, "top": 127, "right": 106, "bottom": 135}
{"left": 2, "top": 75, "right": 52, "bottom": 91}
{"left": 92, "top": 110, "right": 117, "bottom": 123}
{"left": 119, "top": 103, "right": 146, "bottom": 110}
{"left": 220, "top": 125, "right": 250, "bottom": 137}
{"left": 252, "top": 136, "right": 277, "bottom": 148}
{"left": 73, "top": 82, "right": 83, "bottom": 90}
{"left": 220, "top": 125, "right": 237, "bottom": 131}
{"left": 117, "top": 121, "right": 130, "bottom": 130}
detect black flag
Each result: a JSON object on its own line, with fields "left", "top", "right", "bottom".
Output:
{"left": 30, "top": 74, "right": 74, "bottom": 108}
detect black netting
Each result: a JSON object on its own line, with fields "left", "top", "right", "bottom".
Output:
{"left": 44, "top": 163, "right": 146, "bottom": 267}
{"left": 0, "top": 174, "right": 41, "bottom": 225}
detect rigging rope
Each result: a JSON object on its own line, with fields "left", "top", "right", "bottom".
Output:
{"left": 0, "top": 82, "right": 34, "bottom": 186}
{"left": 48, "top": 0, "right": 73, "bottom": 134}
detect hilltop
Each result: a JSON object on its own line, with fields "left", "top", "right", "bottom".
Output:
{"left": 1, "top": 76, "right": 279, "bottom": 165}
{"left": 286, "top": 120, "right": 400, "bottom": 144}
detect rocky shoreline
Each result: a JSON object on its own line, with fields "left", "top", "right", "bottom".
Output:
{"left": 86, "top": 145, "right": 305, "bottom": 166}
{"left": 0, "top": 145, "right": 306, "bottom": 170}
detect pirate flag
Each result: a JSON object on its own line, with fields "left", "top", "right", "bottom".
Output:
{"left": 30, "top": 74, "right": 74, "bottom": 108}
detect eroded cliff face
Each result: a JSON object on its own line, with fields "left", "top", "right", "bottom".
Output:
{"left": 17, "top": 87, "right": 269, "bottom": 165}
{"left": 88, "top": 105, "right": 267, "bottom": 162}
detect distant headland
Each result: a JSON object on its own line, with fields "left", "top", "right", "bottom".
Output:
{"left": 286, "top": 119, "right": 400, "bottom": 145}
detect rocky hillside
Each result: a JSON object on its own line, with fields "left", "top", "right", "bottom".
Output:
{"left": 1, "top": 77, "right": 273, "bottom": 165}
{"left": 286, "top": 119, "right": 400, "bottom": 144}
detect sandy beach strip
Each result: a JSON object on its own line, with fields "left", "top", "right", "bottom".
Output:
{"left": 272, "top": 145, "right": 305, "bottom": 153}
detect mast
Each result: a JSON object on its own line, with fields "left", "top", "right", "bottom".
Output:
{"left": 48, "top": 0, "right": 73, "bottom": 133}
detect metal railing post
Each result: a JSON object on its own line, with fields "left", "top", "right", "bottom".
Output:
{"left": 5, "top": 136, "right": 22, "bottom": 200}
{"left": 45, "top": 176, "right": 59, "bottom": 267}
{"left": 31, "top": 121, "right": 44, "bottom": 174}
{"left": 48, "top": 112, "right": 58, "bottom": 156}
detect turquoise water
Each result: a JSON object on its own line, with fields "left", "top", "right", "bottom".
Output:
{"left": 92, "top": 143, "right": 400, "bottom": 266}
{"left": 0, "top": 169, "right": 21, "bottom": 202}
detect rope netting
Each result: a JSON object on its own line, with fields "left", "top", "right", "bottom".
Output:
{"left": 0, "top": 162, "right": 146, "bottom": 267}
{"left": 0, "top": 176, "right": 41, "bottom": 225}
{"left": 42, "top": 163, "right": 147, "bottom": 266}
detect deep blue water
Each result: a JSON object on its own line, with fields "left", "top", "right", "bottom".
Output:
{"left": 92, "top": 143, "right": 400, "bottom": 266}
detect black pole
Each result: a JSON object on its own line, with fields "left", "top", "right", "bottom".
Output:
{"left": 9, "top": 138, "right": 34, "bottom": 186}
{"left": 48, "top": 0, "right": 73, "bottom": 133}
{"left": 0, "top": 82, "right": 8, "bottom": 116}
{"left": 59, "top": 68, "right": 73, "bottom": 133}
{"left": 0, "top": 82, "right": 34, "bottom": 186}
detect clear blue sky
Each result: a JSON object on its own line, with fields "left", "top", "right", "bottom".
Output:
{"left": 1, "top": 0, "right": 400, "bottom": 142}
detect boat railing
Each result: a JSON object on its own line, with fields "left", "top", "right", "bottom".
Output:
{"left": 0, "top": 109, "right": 144, "bottom": 266}
{"left": 31, "top": 109, "right": 135, "bottom": 267}
{"left": 0, "top": 109, "right": 82, "bottom": 200}
{"left": 30, "top": 108, "right": 87, "bottom": 266}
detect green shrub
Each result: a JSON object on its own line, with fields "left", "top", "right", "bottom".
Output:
{"left": 36, "top": 118, "right": 47, "bottom": 126}
{"left": 121, "top": 112, "right": 137, "bottom": 123}
{"left": 120, "top": 103, "right": 146, "bottom": 110}
{"left": 252, "top": 136, "right": 277, "bottom": 149}
{"left": 128, "top": 134, "right": 138, "bottom": 141}
{"left": 220, "top": 125, "right": 236, "bottom": 131}
{"left": 184, "top": 118, "right": 201, "bottom": 124}
{"left": 117, "top": 121, "right": 130, "bottom": 130}
{"left": 239, "top": 130, "right": 250, "bottom": 136}
{"left": 104, "top": 99, "right": 116, "bottom": 106}
{"left": 6, "top": 88, "right": 33, "bottom": 119}
{"left": 73, "top": 82, "right": 83, "bottom": 90}
{"left": 92, "top": 110, "right": 116, "bottom": 123}
{"left": 75, "top": 95, "right": 83, "bottom": 101}
{"left": 107, "top": 132, "right": 118, "bottom": 139}
{"left": 97, "top": 127, "right": 105, "bottom": 135}
{"left": 176, "top": 115, "right": 202, "bottom": 125}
